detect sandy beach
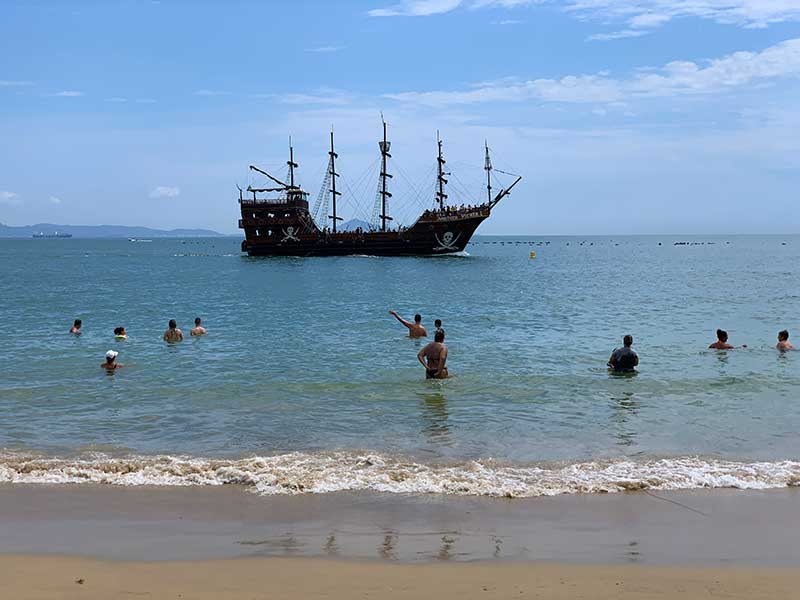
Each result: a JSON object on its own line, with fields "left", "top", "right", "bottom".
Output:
{"left": 5, "top": 555, "right": 800, "bottom": 600}
{"left": 2, "top": 484, "right": 800, "bottom": 598}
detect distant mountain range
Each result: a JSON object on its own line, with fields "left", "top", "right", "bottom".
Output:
{"left": 0, "top": 223, "right": 228, "bottom": 238}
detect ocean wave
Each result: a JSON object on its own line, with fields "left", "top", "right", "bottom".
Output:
{"left": 1, "top": 452, "right": 798, "bottom": 497}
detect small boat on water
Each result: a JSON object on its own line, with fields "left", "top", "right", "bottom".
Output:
{"left": 128, "top": 238, "right": 153, "bottom": 243}
{"left": 32, "top": 231, "right": 72, "bottom": 239}
{"left": 238, "top": 120, "right": 521, "bottom": 257}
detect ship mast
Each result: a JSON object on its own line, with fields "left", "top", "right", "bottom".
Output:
{"left": 435, "top": 131, "right": 448, "bottom": 211}
{"left": 287, "top": 137, "right": 297, "bottom": 189}
{"left": 379, "top": 117, "right": 393, "bottom": 232}
{"left": 329, "top": 129, "right": 342, "bottom": 233}
{"left": 484, "top": 140, "right": 492, "bottom": 205}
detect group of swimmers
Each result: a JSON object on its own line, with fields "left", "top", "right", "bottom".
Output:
{"left": 388, "top": 313, "right": 795, "bottom": 378}
{"left": 71, "top": 312, "right": 794, "bottom": 377}
{"left": 389, "top": 311, "right": 449, "bottom": 379}
{"left": 68, "top": 317, "right": 207, "bottom": 370}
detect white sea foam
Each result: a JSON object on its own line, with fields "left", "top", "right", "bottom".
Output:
{"left": 1, "top": 452, "right": 799, "bottom": 497}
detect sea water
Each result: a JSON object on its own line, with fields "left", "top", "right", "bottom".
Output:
{"left": 1, "top": 235, "right": 799, "bottom": 496}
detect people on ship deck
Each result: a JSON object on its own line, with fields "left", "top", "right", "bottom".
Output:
{"left": 389, "top": 311, "right": 427, "bottom": 338}
{"left": 418, "top": 329, "right": 449, "bottom": 379}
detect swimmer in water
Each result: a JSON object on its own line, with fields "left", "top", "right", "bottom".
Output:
{"left": 163, "top": 319, "right": 183, "bottom": 343}
{"left": 418, "top": 329, "right": 449, "bottom": 379}
{"left": 777, "top": 330, "right": 794, "bottom": 351}
{"left": 708, "top": 329, "right": 745, "bottom": 349}
{"left": 114, "top": 326, "right": 128, "bottom": 340}
{"left": 101, "top": 349, "right": 123, "bottom": 370}
{"left": 434, "top": 318, "right": 445, "bottom": 337}
{"left": 389, "top": 310, "right": 427, "bottom": 338}
{"left": 69, "top": 319, "right": 82, "bottom": 335}
{"left": 608, "top": 335, "right": 639, "bottom": 373}
{"left": 190, "top": 317, "right": 206, "bottom": 336}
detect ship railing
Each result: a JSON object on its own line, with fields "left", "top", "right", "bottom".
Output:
{"left": 240, "top": 198, "right": 290, "bottom": 206}
{"left": 423, "top": 203, "right": 490, "bottom": 221}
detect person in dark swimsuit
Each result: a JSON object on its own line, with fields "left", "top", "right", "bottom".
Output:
{"left": 418, "top": 329, "right": 449, "bottom": 379}
{"left": 608, "top": 335, "right": 639, "bottom": 373}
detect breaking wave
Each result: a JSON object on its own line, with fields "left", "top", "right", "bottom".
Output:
{"left": 1, "top": 452, "right": 799, "bottom": 497}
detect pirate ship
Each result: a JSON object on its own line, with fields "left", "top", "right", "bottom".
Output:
{"left": 238, "top": 120, "right": 520, "bottom": 257}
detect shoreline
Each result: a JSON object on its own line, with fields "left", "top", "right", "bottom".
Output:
{"left": 2, "top": 483, "right": 799, "bottom": 565}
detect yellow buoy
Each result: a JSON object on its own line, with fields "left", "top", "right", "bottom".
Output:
{"left": 529, "top": 251, "right": 536, "bottom": 258}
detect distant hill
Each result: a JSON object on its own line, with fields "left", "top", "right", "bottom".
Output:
{"left": 0, "top": 223, "right": 227, "bottom": 238}
{"left": 339, "top": 219, "right": 371, "bottom": 232}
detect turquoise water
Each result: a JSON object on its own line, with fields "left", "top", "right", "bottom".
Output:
{"left": 1, "top": 235, "right": 799, "bottom": 496}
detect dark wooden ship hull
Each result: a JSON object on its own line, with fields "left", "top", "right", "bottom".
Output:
{"left": 241, "top": 210, "right": 488, "bottom": 257}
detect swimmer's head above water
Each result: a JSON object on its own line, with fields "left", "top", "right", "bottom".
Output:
{"left": 435, "top": 329, "right": 445, "bottom": 343}
{"left": 414, "top": 314, "right": 422, "bottom": 324}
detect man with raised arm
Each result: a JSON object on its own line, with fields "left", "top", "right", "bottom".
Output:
{"left": 418, "top": 329, "right": 449, "bottom": 379}
{"left": 389, "top": 310, "right": 427, "bottom": 338}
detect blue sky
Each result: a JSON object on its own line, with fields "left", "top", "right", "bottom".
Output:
{"left": 1, "top": 0, "right": 799, "bottom": 234}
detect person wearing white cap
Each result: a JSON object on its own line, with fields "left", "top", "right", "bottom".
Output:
{"left": 101, "top": 349, "right": 122, "bottom": 371}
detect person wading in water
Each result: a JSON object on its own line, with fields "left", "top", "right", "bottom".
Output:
{"left": 418, "top": 329, "right": 449, "bottom": 379}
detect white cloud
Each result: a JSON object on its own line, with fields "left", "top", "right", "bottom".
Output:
{"left": 628, "top": 12, "right": 671, "bottom": 28}
{"left": 53, "top": 90, "right": 84, "bottom": 97}
{"left": 0, "top": 80, "right": 32, "bottom": 87}
{"left": 588, "top": 29, "right": 649, "bottom": 41}
{"left": 368, "top": 0, "right": 464, "bottom": 16}
{"left": 255, "top": 88, "right": 354, "bottom": 106}
{"left": 194, "top": 89, "right": 228, "bottom": 96}
{"left": 149, "top": 186, "right": 180, "bottom": 198}
{"left": 49, "top": 196, "right": 61, "bottom": 205}
{"left": 567, "top": 0, "right": 800, "bottom": 31}
{"left": 492, "top": 18, "right": 525, "bottom": 24}
{"left": 368, "top": 0, "right": 800, "bottom": 37}
{"left": 305, "top": 45, "right": 345, "bottom": 53}
{"left": 0, "top": 191, "right": 20, "bottom": 205}
{"left": 385, "top": 37, "right": 800, "bottom": 106}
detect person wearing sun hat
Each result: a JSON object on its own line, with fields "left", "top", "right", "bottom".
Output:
{"left": 101, "top": 349, "right": 122, "bottom": 370}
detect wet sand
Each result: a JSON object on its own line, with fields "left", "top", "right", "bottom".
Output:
{"left": 4, "top": 485, "right": 800, "bottom": 598}
{"left": 1, "top": 484, "right": 799, "bottom": 564}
